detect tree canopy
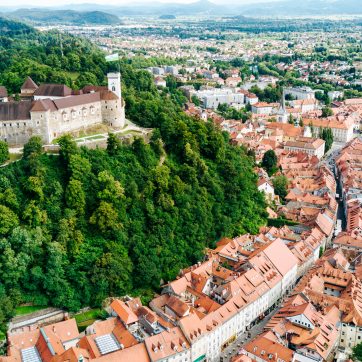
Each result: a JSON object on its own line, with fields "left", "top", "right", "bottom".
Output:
{"left": 0, "top": 21, "right": 268, "bottom": 335}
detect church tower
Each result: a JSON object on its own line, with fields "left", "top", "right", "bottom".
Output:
{"left": 107, "top": 72, "right": 121, "bottom": 99}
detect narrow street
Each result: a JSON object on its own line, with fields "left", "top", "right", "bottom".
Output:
{"left": 219, "top": 307, "right": 280, "bottom": 362}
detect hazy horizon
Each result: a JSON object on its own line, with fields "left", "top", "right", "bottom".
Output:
{"left": 0, "top": 0, "right": 280, "bottom": 7}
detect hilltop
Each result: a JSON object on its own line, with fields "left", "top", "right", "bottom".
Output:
{"left": 4, "top": 8, "right": 122, "bottom": 25}
{"left": 0, "top": 18, "right": 267, "bottom": 334}
{"left": 48, "top": 0, "right": 362, "bottom": 17}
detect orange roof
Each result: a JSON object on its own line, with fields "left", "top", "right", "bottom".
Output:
{"left": 110, "top": 300, "right": 138, "bottom": 325}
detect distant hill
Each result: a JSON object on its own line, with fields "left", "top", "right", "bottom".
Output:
{"left": 5, "top": 9, "right": 122, "bottom": 25}
{"left": 0, "top": 16, "right": 35, "bottom": 35}
{"left": 159, "top": 15, "right": 176, "bottom": 20}
{"left": 50, "top": 0, "right": 362, "bottom": 17}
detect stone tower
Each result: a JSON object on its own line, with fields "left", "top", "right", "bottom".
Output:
{"left": 107, "top": 72, "right": 121, "bottom": 99}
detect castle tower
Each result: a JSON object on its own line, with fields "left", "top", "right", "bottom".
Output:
{"left": 107, "top": 72, "right": 121, "bottom": 99}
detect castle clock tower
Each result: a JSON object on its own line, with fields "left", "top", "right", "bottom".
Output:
{"left": 107, "top": 72, "right": 121, "bottom": 99}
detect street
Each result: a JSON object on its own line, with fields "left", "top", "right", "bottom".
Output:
{"left": 219, "top": 307, "right": 280, "bottom": 362}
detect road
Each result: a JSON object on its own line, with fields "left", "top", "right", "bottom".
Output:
{"left": 219, "top": 307, "right": 280, "bottom": 362}
{"left": 319, "top": 142, "right": 347, "bottom": 231}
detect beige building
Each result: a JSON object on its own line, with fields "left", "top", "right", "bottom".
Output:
{"left": 284, "top": 137, "right": 325, "bottom": 159}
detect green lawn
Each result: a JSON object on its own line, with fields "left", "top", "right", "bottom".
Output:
{"left": 85, "top": 135, "right": 105, "bottom": 141}
{"left": 74, "top": 308, "right": 102, "bottom": 332}
{"left": 74, "top": 308, "right": 102, "bottom": 324}
{"left": 15, "top": 305, "right": 47, "bottom": 316}
{"left": 9, "top": 153, "right": 22, "bottom": 162}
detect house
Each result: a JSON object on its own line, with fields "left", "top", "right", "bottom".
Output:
{"left": 20, "top": 77, "right": 38, "bottom": 99}
{"left": 257, "top": 178, "right": 275, "bottom": 202}
{"left": 251, "top": 102, "right": 278, "bottom": 115}
{"left": 284, "top": 137, "right": 325, "bottom": 159}
{"left": 303, "top": 117, "right": 354, "bottom": 143}
{"left": 154, "top": 77, "right": 167, "bottom": 87}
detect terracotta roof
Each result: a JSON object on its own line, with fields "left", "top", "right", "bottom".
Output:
{"left": 21, "top": 77, "right": 38, "bottom": 90}
{"left": 262, "top": 238, "right": 298, "bottom": 276}
{"left": 30, "top": 99, "right": 57, "bottom": 112}
{"left": 0, "top": 101, "right": 32, "bottom": 121}
{"left": 166, "top": 295, "right": 190, "bottom": 318}
{"left": 82, "top": 85, "right": 107, "bottom": 94}
{"left": 110, "top": 300, "right": 138, "bottom": 325}
{"left": 244, "top": 334, "right": 294, "bottom": 362}
{"left": 34, "top": 84, "right": 72, "bottom": 97}
{"left": 54, "top": 93, "right": 100, "bottom": 109}
{"left": 100, "top": 90, "right": 119, "bottom": 101}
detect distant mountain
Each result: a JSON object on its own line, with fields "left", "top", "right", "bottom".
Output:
{"left": 237, "top": 0, "right": 362, "bottom": 17}
{"left": 5, "top": 9, "right": 122, "bottom": 25}
{"left": 53, "top": 0, "right": 362, "bottom": 17}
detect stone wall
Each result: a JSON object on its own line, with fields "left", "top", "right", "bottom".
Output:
{"left": 101, "top": 99, "right": 125, "bottom": 128}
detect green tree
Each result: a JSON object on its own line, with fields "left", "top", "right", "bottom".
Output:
{"left": 273, "top": 175, "right": 289, "bottom": 201}
{"left": 106, "top": 133, "right": 121, "bottom": 156}
{"left": 23, "top": 136, "right": 43, "bottom": 159}
{"left": 0, "top": 141, "right": 9, "bottom": 164}
{"left": 321, "top": 107, "right": 333, "bottom": 118}
{"left": 352, "top": 342, "right": 362, "bottom": 361}
{"left": 191, "top": 95, "right": 200, "bottom": 106}
{"left": 0, "top": 205, "right": 19, "bottom": 235}
{"left": 320, "top": 127, "right": 334, "bottom": 153}
{"left": 262, "top": 150, "right": 278, "bottom": 176}
{"left": 89, "top": 201, "right": 120, "bottom": 233}
{"left": 58, "top": 135, "right": 78, "bottom": 164}
{"left": 65, "top": 179, "right": 86, "bottom": 215}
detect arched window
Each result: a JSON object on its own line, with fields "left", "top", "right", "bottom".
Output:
{"left": 112, "top": 86, "right": 116, "bottom": 92}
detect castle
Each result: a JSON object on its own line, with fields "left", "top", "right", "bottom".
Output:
{"left": 0, "top": 73, "right": 125, "bottom": 146}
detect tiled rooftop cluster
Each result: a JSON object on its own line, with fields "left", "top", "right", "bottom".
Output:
{"left": 1, "top": 221, "right": 328, "bottom": 362}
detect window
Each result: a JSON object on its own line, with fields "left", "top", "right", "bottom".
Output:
{"left": 112, "top": 86, "right": 116, "bottom": 92}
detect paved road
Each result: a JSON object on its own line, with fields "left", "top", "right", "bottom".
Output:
{"left": 219, "top": 307, "right": 280, "bottom": 362}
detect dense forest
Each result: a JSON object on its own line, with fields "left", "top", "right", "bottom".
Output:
{"left": 0, "top": 17, "right": 108, "bottom": 93}
{"left": 0, "top": 19, "right": 267, "bottom": 334}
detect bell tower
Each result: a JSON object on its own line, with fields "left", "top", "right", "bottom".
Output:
{"left": 107, "top": 72, "right": 121, "bottom": 99}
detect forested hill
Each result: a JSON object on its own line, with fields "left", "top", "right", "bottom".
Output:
{"left": 5, "top": 9, "right": 122, "bottom": 26}
{"left": 0, "top": 17, "right": 107, "bottom": 93}
{"left": 0, "top": 19, "right": 267, "bottom": 334}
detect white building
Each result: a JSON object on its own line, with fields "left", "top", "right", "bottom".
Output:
{"left": 285, "top": 87, "right": 316, "bottom": 100}
{"left": 191, "top": 88, "right": 245, "bottom": 110}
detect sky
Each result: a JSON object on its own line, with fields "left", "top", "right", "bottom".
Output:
{"left": 0, "top": 0, "right": 277, "bottom": 7}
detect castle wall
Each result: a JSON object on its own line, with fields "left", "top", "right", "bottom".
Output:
{"left": 32, "top": 100, "right": 103, "bottom": 143}
{"left": 0, "top": 118, "right": 45, "bottom": 146}
{"left": 1, "top": 94, "right": 126, "bottom": 146}
{"left": 101, "top": 99, "right": 125, "bottom": 128}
